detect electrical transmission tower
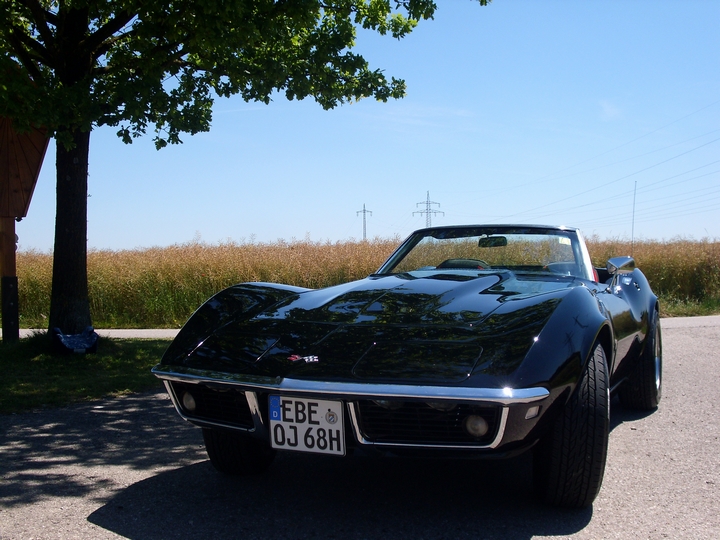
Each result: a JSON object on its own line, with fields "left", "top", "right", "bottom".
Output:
{"left": 356, "top": 203, "right": 372, "bottom": 240}
{"left": 413, "top": 191, "right": 444, "bottom": 227}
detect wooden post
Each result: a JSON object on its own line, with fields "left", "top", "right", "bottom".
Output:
{"left": 0, "top": 216, "right": 19, "bottom": 342}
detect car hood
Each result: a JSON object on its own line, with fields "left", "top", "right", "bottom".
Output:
{"left": 169, "top": 272, "right": 579, "bottom": 385}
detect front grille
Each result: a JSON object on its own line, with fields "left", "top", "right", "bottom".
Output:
{"left": 169, "top": 381, "right": 254, "bottom": 429}
{"left": 354, "top": 400, "right": 501, "bottom": 446}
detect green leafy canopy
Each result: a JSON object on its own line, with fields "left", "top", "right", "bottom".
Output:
{"left": 1, "top": 0, "right": 488, "bottom": 149}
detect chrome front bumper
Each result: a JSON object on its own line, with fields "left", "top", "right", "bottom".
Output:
{"left": 153, "top": 365, "right": 550, "bottom": 450}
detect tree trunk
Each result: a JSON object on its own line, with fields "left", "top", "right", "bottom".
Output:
{"left": 48, "top": 129, "right": 92, "bottom": 334}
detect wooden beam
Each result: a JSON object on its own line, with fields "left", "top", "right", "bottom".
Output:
{"left": 0, "top": 217, "right": 19, "bottom": 342}
{"left": 0, "top": 216, "right": 15, "bottom": 277}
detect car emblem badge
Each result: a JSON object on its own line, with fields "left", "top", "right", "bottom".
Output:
{"left": 288, "top": 354, "right": 319, "bottom": 364}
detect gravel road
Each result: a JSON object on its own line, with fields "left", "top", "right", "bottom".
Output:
{"left": 1, "top": 317, "right": 719, "bottom": 539}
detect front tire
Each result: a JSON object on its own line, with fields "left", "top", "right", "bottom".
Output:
{"left": 202, "top": 428, "right": 276, "bottom": 475}
{"left": 533, "top": 342, "right": 610, "bottom": 508}
{"left": 618, "top": 309, "right": 662, "bottom": 410}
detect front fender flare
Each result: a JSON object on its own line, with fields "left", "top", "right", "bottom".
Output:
{"left": 513, "top": 285, "right": 612, "bottom": 397}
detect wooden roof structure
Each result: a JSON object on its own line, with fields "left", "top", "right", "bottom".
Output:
{"left": 0, "top": 118, "right": 49, "bottom": 218}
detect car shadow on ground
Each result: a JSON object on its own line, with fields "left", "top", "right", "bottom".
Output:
{"left": 88, "top": 445, "right": 592, "bottom": 539}
{"left": 610, "top": 394, "right": 657, "bottom": 432}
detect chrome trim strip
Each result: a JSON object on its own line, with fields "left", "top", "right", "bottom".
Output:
{"left": 245, "top": 391, "right": 267, "bottom": 436}
{"left": 163, "top": 379, "right": 182, "bottom": 414}
{"left": 152, "top": 366, "right": 550, "bottom": 405}
{"left": 347, "top": 402, "right": 509, "bottom": 450}
{"left": 491, "top": 407, "right": 509, "bottom": 448}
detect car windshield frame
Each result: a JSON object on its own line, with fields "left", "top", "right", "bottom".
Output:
{"left": 376, "top": 225, "right": 595, "bottom": 281}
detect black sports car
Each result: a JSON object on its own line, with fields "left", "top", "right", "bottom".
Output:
{"left": 153, "top": 225, "right": 662, "bottom": 508}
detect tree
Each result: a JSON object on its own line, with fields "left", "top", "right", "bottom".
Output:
{"left": 1, "top": 0, "right": 488, "bottom": 334}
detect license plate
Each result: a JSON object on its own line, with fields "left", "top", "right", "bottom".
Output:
{"left": 269, "top": 396, "right": 345, "bottom": 456}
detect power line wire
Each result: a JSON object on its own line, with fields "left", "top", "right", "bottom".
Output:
{"left": 501, "top": 136, "right": 720, "bottom": 220}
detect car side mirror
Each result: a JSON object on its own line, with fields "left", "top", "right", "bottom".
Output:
{"left": 606, "top": 256, "right": 635, "bottom": 276}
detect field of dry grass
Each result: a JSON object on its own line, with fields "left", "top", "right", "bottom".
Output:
{"left": 12, "top": 237, "right": 720, "bottom": 328}
{"left": 15, "top": 238, "right": 399, "bottom": 328}
{"left": 586, "top": 236, "right": 720, "bottom": 315}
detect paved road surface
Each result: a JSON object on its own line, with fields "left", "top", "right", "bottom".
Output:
{"left": 13, "top": 328, "right": 180, "bottom": 339}
{"left": 1, "top": 317, "right": 718, "bottom": 539}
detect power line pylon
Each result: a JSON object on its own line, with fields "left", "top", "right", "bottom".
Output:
{"left": 413, "top": 191, "right": 443, "bottom": 227}
{"left": 356, "top": 203, "right": 372, "bottom": 240}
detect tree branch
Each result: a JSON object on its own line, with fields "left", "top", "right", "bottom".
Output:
{"left": 92, "top": 44, "right": 190, "bottom": 79}
{"left": 83, "top": 10, "right": 137, "bottom": 56}
{"left": 10, "top": 27, "right": 51, "bottom": 63}
{"left": 7, "top": 32, "right": 45, "bottom": 82}
{"left": 92, "top": 29, "right": 133, "bottom": 62}
{"left": 15, "top": 0, "right": 56, "bottom": 47}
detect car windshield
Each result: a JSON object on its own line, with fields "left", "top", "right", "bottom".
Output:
{"left": 378, "top": 226, "right": 592, "bottom": 280}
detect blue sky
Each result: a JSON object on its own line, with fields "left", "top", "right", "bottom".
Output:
{"left": 18, "top": 0, "right": 720, "bottom": 252}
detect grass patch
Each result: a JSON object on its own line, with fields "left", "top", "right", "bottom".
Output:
{"left": 659, "top": 296, "right": 720, "bottom": 318}
{"left": 0, "top": 333, "right": 169, "bottom": 414}
{"left": 15, "top": 239, "right": 400, "bottom": 328}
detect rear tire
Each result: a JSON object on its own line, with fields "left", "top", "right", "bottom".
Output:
{"left": 618, "top": 309, "right": 662, "bottom": 410}
{"left": 533, "top": 342, "right": 610, "bottom": 508}
{"left": 202, "top": 428, "right": 276, "bottom": 475}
